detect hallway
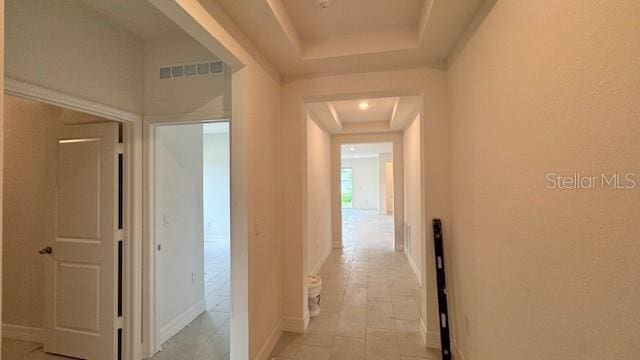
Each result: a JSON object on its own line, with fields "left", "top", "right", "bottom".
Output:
{"left": 271, "top": 209, "right": 438, "bottom": 360}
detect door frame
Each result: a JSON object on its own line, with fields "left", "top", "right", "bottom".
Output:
{"left": 331, "top": 133, "right": 405, "bottom": 251}
{"left": 142, "top": 114, "right": 231, "bottom": 356}
{"left": 3, "top": 77, "right": 143, "bottom": 360}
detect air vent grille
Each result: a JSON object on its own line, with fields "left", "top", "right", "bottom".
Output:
{"left": 159, "top": 61, "right": 225, "bottom": 80}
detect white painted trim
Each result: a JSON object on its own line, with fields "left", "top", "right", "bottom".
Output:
{"left": 143, "top": 118, "right": 232, "bottom": 357}
{"left": 158, "top": 300, "right": 206, "bottom": 346}
{"left": 143, "top": 110, "right": 230, "bottom": 124}
{"left": 3, "top": 77, "right": 141, "bottom": 123}
{"left": 419, "top": 316, "right": 427, "bottom": 344}
{"left": 281, "top": 312, "right": 309, "bottom": 333}
{"left": 453, "top": 342, "right": 468, "bottom": 360}
{"left": 254, "top": 319, "right": 283, "bottom": 360}
{"left": 310, "top": 243, "right": 332, "bottom": 276}
{"left": 426, "top": 329, "right": 442, "bottom": 349}
{"left": 405, "top": 251, "right": 423, "bottom": 287}
{"left": 2, "top": 324, "right": 44, "bottom": 343}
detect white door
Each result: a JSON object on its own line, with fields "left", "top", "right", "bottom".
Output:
{"left": 42, "top": 123, "right": 121, "bottom": 360}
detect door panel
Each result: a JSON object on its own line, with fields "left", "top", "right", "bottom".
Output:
{"left": 57, "top": 139, "right": 101, "bottom": 240}
{"left": 44, "top": 123, "right": 119, "bottom": 360}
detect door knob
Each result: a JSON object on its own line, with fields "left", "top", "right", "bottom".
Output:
{"left": 38, "top": 246, "right": 53, "bottom": 255}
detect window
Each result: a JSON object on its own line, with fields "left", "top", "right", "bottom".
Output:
{"left": 341, "top": 167, "right": 353, "bottom": 208}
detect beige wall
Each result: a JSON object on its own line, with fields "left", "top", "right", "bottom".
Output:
{"left": 306, "top": 117, "right": 332, "bottom": 275}
{"left": 148, "top": 2, "right": 283, "bottom": 358}
{"left": 447, "top": 1, "right": 640, "bottom": 359}
{"left": 143, "top": 31, "right": 231, "bottom": 117}
{"left": 154, "top": 124, "right": 205, "bottom": 343}
{"left": 282, "top": 67, "right": 449, "bottom": 343}
{"left": 377, "top": 153, "right": 393, "bottom": 215}
{"left": 403, "top": 114, "right": 422, "bottom": 286}
{"left": 341, "top": 158, "right": 379, "bottom": 210}
{"left": 4, "top": 0, "right": 143, "bottom": 113}
{"left": 2, "top": 96, "right": 110, "bottom": 329}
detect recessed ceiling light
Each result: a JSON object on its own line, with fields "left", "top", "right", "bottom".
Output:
{"left": 350, "top": 147, "right": 355, "bottom": 151}
{"left": 358, "top": 102, "right": 369, "bottom": 110}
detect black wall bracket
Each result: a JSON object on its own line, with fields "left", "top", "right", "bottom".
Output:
{"left": 433, "top": 219, "right": 452, "bottom": 360}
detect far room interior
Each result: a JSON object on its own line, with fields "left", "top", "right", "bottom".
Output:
{"left": 153, "top": 121, "right": 230, "bottom": 359}
{"left": 341, "top": 142, "right": 395, "bottom": 249}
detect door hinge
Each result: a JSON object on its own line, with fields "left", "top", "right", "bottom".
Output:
{"left": 116, "top": 316, "right": 124, "bottom": 329}
{"left": 116, "top": 143, "right": 125, "bottom": 155}
{"left": 116, "top": 229, "right": 125, "bottom": 242}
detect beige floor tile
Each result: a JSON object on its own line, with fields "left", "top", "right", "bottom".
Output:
{"left": 365, "top": 328, "right": 401, "bottom": 360}
{"left": 344, "top": 287, "right": 368, "bottom": 308}
{"left": 366, "top": 301, "right": 396, "bottom": 330}
{"left": 391, "top": 296, "right": 421, "bottom": 320}
{"left": 271, "top": 210, "right": 424, "bottom": 360}
{"left": 336, "top": 306, "right": 367, "bottom": 338}
{"left": 329, "top": 336, "right": 365, "bottom": 360}
{"left": 293, "top": 345, "right": 332, "bottom": 360}
{"left": 271, "top": 332, "right": 303, "bottom": 358}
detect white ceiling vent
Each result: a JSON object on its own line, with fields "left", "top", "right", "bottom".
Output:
{"left": 159, "top": 61, "right": 225, "bottom": 80}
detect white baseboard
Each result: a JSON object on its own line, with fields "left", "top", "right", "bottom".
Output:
{"left": 453, "top": 342, "right": 468, "bottom": 360}
{"left": 2, "top": 324, "right": 44, "bottom": 343}
{"left": 159, "top": 300, "right": 206, "bottom": 345}
{"left": 426, "top": 330, "right": 442, "bottom": 349}
{"left": 254, "top": 319, "right": 283, "bottom": 360}
{"left": 405, "top": 251, "right": 423, "bottom": 287}
{"left": 419, "top": 317, "right": 427, "bottom": 344}
{"left": 281, "top": 311, "right": 309, "bottom": 334}
{"left": 310, "top": 244, "right": 332, "bottom": 276}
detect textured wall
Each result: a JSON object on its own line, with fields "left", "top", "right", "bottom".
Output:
{"left": 5, "top": 0, "right": 143, "bottom": 113}
{"left": 403, "top": 114, "right": 422, "bottom": 284}
{"left": 447, "top": 1, "right": 640, "bottom": 358}
{"left": 306, "top": 117, "right": 332, "bottom": 274}
{"left": 154, "top": 124, "right": 204, "bottom": 341}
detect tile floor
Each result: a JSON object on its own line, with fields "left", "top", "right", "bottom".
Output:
{"left": 2, "top": 210, "right": 437, "bottom": 360}
{"left": 270, "top": 209, "right": 440, "bottom": 360}
{"left": 1, "top": 235, "right": 231, "bottom": 360}
{"left": 151, "top": 234, "right": 231, "bottom": 360}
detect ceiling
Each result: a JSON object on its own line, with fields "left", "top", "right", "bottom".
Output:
{"left": 79, "top": 0, "right": 181, "bottom": 39}
{"left": 214, "top": 0, "right": 487, "bottom": 77}
{"left": 307, "top": 95, "right": 420, "bottom": 134}
{"left": 341, "top": 142, "right": 393, "bottom": 160}
{"left": 282, "top": 0, "right": 424, "bottom": 42}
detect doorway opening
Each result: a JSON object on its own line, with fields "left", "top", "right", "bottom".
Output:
{"left": 340, "top": 142, "right": 394, "bottom": 249}
{"left": 2, "top": 94, "right": 130, "bottom": 360}
{"left": 150, "top": 121, "right": 230, "bottom": 360}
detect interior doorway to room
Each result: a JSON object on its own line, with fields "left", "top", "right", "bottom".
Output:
{"left": 151, "top": 121, "right": 230, "bottom": 360}
{"left": 2, "top": 95, "right": 128, "bottom": 360}
{"left": 340, "top": 142, "right": 395, "bottom": 249}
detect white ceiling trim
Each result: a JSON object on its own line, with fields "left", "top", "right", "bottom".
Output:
{"left": 265, "top": 0, "right": 303, "bottom": 55}
{"left": 389, "top": 97, "right": 401, "bottom": 129}
{"left": 417, "top": 0, "right": 435, "bottom": 43}
{"left": 266, "top": 0, "right": 438, "bottom": 61}
{"left": 327, "top": 102, "right": 342, "bottom": 130}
